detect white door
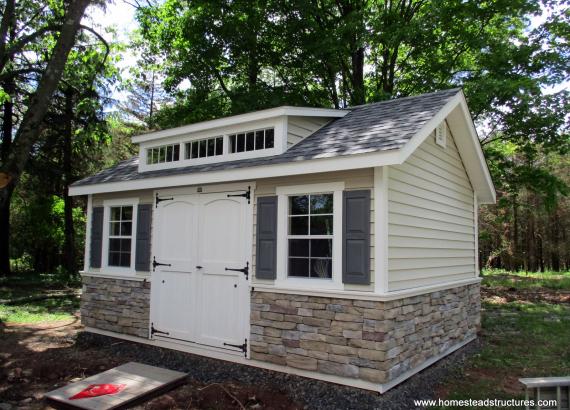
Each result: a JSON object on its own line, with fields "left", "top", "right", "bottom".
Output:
{"left": 194, "top": 193, "right": 249, "bottom": 350}
{"left": 150, "top": 194, "right": 199, "bottom": 341}
{"left": 150, "top": 188, "right": 251, "bottom": 355}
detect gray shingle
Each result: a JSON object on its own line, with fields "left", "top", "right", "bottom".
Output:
{"left": 72, "top": 88, "right": 460, "bottom": 187}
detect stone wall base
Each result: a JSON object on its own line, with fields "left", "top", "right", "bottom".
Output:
{"left": 81, "top": 276, "right": 150, "bottom": 338}
{"left": 250, "top": 283, "right": 480, "bottom": 386}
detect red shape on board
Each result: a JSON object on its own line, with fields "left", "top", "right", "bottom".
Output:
{"left": 69, "top": 383, "right": 126, "bottom": 400}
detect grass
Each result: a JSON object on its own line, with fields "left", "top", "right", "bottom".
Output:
{"left": 431, "top": 269, "right": 570, "bottom": 409}
{"left": 481, "top": 268, "right": 570, "bottom": 290}
{"left": 0, "top": 271, "right": 80, "bottom": 323}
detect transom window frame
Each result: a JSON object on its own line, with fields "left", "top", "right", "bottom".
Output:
{"left": 139, "top": 119, "right": 282, "bottom": 172}
{"left": 275, "top": 182, "right": 344, "bottom": 290}
{"left": 101, "top": 198, "right": 139, "bottom": 275}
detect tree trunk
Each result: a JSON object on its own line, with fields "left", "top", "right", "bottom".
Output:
{"left": 350, "top": 46, "right": 365, "bottom": 105}
{"left": 0, "top": 0, "right": 91, "bottom": 275}
{"left": 0, "top": 183, "right": 13, "bottom": 275}
{"left": 63, "top": 90, "right": 75, "bottom": 275}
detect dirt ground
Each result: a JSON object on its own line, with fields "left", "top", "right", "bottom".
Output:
{"left": 0, "top": 318, "right": 300, "bottom": 410}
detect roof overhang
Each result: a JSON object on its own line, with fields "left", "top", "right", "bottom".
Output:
{"left": 131, "top": 106, "right": 349, "bottom": 144}
{"left": 71, "top": 91, "right": 496, "bottom": 204}
{"left": 399, "top": 90, "right": 495, "bottom": 204}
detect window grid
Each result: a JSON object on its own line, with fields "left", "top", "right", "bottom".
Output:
{"left": 287, "top": 193, "right": 333, "bottom": 279}
{"left": 185, "top": 136, "right": 223, "bottom": 159}
{"left": 108, "top": 206, "right": 133, "bottom": 268}
{"left": 147, "top": 144, "right": 180, "bottom": 164}
{"left": 229, "top": 128, "right": 274, "bottom": 154}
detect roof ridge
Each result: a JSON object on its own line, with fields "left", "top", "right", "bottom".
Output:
{"left": 347, "top": 87, "right": 462, "bottom": 110}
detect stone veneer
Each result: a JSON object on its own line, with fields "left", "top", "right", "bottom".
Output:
{"left": 81, "top": 276, "right": 150, "bottom": 338}
{"left": 250, "top": 283, "right": 480, "bottom": 385}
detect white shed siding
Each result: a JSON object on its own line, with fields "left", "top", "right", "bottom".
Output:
{"left": 388, "top": 126, "right": 476, "bottom": 291}
{"left": 287, "top": 116, "right": 331, "bottom": 147}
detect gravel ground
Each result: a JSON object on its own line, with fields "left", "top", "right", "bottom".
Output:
{"left": 77, "top": 332, "right": 481, "bottom": 410}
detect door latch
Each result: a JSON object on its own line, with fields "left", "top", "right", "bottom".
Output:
{"left": 224, "top": 338, "right": 247, "bottom": 357}
{"left": 150, "top": 323, "right": 170, "bottom": 336}
{"left": 225, "top": 262, "right": 249, "bottom": 280}
{"left": 152, "top": 256, "right": 172, "bottom": 271}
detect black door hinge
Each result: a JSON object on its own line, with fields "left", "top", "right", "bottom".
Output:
{"left": 227, "top": 186, "right": 251, "bottom": 204}
{"left": 156, "top": 192, "right": 174, "bottom": 207}
{"left": 152, "top": 256, "right": 172, "bottom": 271}
{"left": 224, "top": 338, "right": 247, "bottom": 357}
{"left": 151, "top": 323, "right": 170, "bottom": 336}
{"left": 225, "top": 261, "right": 249, "bottom": 280}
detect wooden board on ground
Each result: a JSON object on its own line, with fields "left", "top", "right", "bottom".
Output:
{"left": 45, "top": 362, "right": 187, "bottom": 409}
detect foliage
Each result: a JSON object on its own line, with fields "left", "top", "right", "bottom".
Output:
{"left": 0, "top": 271, "right": 80, "bottom": 323}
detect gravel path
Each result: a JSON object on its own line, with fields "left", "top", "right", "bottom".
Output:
{"left": 77, "top": 332, "right": 480, "bottom": 410}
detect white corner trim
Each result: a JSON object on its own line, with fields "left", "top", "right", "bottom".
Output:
{"left": 474, "top": 192, "right": 479, "bottom": 277}
{"left": 398, "top": 91, "right": 462, "bottom": 162}
{"left": 378, "top": 335, "right": 477, "bottom": 393}
{"left": 252, "top": 277, "right": 482, "bottom": 301}
{"left": 83, "top": 195, "right": 92, "bottom": 273}
{"left": 81, "top": 272, "right": 151, "bottom": 282}
{"left": 457, "top": 92, "right": 496, "bottom": 203}
{"left": 374, "top": 167, "right": 389, "bottom": 293}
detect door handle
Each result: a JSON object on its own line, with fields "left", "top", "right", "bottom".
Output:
{"left": 196, "top": 265, "right": 203, "bottom": 269}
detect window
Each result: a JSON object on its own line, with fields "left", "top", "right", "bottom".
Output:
{"left": 229, "top": 128, "right": 274, "bottom": 154}
{"left": 287, "top": 193, "right": 333, "bottom": 279}
{"left": 108, "top": 206, "right": 133, "bottom": 267}
{"left": 147, "top": 144, "right": 180, "bottom": 164}
{"left": 185, "top": 136, "right": 223, "bottom": 159}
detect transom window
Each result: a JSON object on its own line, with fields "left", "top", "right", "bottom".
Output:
{"left": 287, "top": 193, "right": 333, "bottom": 279}
{"left": 229, "top": 128, "right": 274, "bottom": 154}
{"left": 108, "top": 206, "right": 133, "bottom": 267}
{"left": 147, "top": 144, "right": 180, "bottom": 164}
{"left": 185, "top": 136, "right": 223, "bottom": 159}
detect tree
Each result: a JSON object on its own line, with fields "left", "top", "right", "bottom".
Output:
{"left": 0, "top": 0, "right": 93, "bottom": 275}
{"left": 135, "top": 0, "right": 569, "bottom": 271}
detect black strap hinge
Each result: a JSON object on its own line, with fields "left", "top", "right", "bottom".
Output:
{"left": 152, "top": 256, "right": 172, "bottom": 271}
{"left": 225, "top": 261, "right": 249, "bottom": 280}
{"left": 156, "top": 192, "right": 174, "bottom": 207}
{"left": 151, "top": 323, "right": 170, "bottom": 336}
{"left": 227, "top": 186, "right": 251, "bottom": 204}
{"left": 224, "top": 338, "right": 247, "bottom": 357}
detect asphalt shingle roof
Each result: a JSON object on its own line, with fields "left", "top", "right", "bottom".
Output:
{"left": 72, "top": 88, "right": 460, "bottom": 187}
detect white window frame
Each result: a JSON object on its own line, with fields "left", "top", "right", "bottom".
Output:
{"left": 101, "top": 198, "right": 139, "bottom": 275}
{"left": 275, "top": 182, "right": 344, "bottom": 290}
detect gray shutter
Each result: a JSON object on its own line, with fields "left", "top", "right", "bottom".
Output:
{"left": 342, "top": 190, "right": 371, "bottom": 285}
{"left": 90, "top": 207, "right": 104, "bottom": 269}
{"left": 256, "top": 196, "right": 278, "bottom": 280}
{"left": 135, "top": 204, "right": 152, "bottom": 272}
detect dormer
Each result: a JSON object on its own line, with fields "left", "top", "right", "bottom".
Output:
{"left": 133, "top": 106, "right": 348, "bottom": 173}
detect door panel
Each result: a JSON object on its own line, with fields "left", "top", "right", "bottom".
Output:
{"left": 196, "top": 194, "right": 249, "bottom": 349}
{"left": 154, "top": 198, "right": 198, "bottom": 272}
{"left": 152, "top": 271, "right": 194, "bottom": 340}
{"left": 150, "top": 195, "right": 198, "bottom": 340}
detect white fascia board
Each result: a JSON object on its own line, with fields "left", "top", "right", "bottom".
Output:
{"left": 68, "top": 149, "right": 401, "bottom": 196}
{"left": 132, "top": 106, "right": 348, "bottom": 144}
{"left": 398, "top": 90, "right": 496, "bottom": 205}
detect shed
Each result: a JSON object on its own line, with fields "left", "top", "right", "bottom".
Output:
{"left": 70, "top": 88, "right": 495, "bottom": 393}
